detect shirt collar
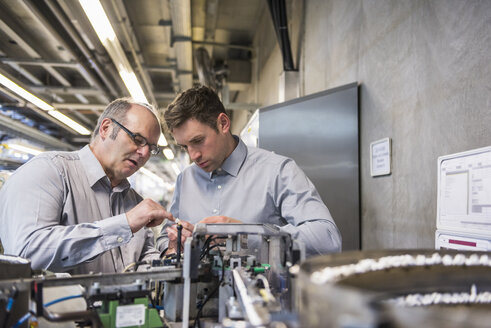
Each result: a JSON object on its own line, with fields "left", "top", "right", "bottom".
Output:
{"left": 210, "top": 135, "right": 247, "bottom": 178}
{"left": 79, "top": 145, "right": 131, "bottom": 191}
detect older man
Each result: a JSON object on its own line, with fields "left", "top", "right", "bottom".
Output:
{"left": 0, "top": 98, "right": 174, "bottom": 274}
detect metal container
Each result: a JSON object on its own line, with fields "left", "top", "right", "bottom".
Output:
{"left": 297, "top": 250, "right": 491, "bottom": 328}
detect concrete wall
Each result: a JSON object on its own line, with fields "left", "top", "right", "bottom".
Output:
{"left": 242, "top": 0, "right": 491, "bottom": 250}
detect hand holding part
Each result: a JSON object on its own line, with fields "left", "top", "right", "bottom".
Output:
{"left": 126, "top": 199, "right": 173, "bottom": 233}
{"left": 165, "top": 218, "right": 194, "bottom": 255}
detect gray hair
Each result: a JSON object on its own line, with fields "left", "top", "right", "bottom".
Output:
{"left": 91, "top": 98, "right": 161, "bottom": 142}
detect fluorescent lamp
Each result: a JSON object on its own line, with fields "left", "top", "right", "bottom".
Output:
{"left": 78, "top": 0, "right": 116, "bottom": 42}
{"left": 48, "top": 110, "right": 91, "bottom": 135}
{"left": 0, "top": 73, "right": 53, "bottom": 111}
{"left": 158, "top": 134, "right": 168, "bottom": 147}
{"left": 163, "top": 148, "right": 175, "bottom": 160}
{"left": 139, "top": 167, "right": 164, "bottom": 184}
{"left": 79, "top": 0, "right": 149, "bottom": 103}
{"left": 118, "top": 69, "right": 148, "bottom": 103}
{"left": 171, "top": 162, "right": 181, "bottom": 175}
{"left": 0, "top": 73, "right": 90, "bottom": 135}
{"left": 8, "top": 143, "right": 43, "bottom": 156}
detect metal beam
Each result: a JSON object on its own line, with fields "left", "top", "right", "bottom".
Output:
{"left": 154, "top": 92, "right": 178, "bottom": 100}
{"left": 4, "top": 62, "right": 43, "bottom": 85}
{"left": 0, "top": 19, "right": 40, "bottom": 58}
{"left": 28, "top": 86, "right": 104, "bottom": 96}
{"left": 192, "top": 40, "right": 253, "bottom": 51}
{"left": 52, "top": 103, "right": 107, "bottom": 111}
{"left": 0, "top": 58, "right": 80, "bottom": 68}
{"left": 145, "top": 65, "right": 177, "bottom": 73}
{"left": 0, "top": 114, "right": 75, "bottom": 150}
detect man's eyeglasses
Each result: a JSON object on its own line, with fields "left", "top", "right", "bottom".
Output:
{"left": 110, "top": 118, "right": 160, "bottom": 155}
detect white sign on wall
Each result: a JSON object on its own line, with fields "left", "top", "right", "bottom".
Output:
{"left": 370, "top": 138, "right": 391, "bottom": 177}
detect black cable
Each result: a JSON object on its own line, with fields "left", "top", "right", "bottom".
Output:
{"left": 176, "top": 224, "right": 183, "bottom": 265}
{"left": 200, "top": 236, "right": 214, "bottom": 253}
{"left": 194, "top": 248, "right": 225, "bottom": 328}
{"left": 200, "top": 243, "right": 225, "bottom": 261}
{"left": 159, "top": 247, "right": 168, "bottom": 258}
{"left": 267, "top": 0, "right": 295, "bottom": 71}
{"left": 133, "top": 260, "right": 148, "bottom": 272}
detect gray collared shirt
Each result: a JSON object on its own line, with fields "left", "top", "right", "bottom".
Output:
{"left": 0, "top": 145, "right": 159, "bottom": 274}
{"left": 157, "top": 137, "right": 341, "bottom": 256}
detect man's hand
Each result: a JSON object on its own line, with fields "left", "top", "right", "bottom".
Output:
{"left": 163, "top": 216, "right": 241, "bottom": 255}
{"left": 165, "top": 219, "right": 194, "bottom": 255}
{"left": 197, "top": 216, "right": 242, "bottom": 248}
{"left": 126, "top": 199, "right": 173, "bottom": 233}
{"left": 199, "top": 216, "right": 242, "bottom": 224}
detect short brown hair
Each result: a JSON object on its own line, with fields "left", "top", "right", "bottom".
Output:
{"left": 164, "top": 85, "right": 225, "bottom": 132}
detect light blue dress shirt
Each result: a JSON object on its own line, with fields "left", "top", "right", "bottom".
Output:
{"left": 0, "top": 145, "right": 159, "bottom": 274}
{"left": 157, "top": 137, "right": 341, "bottom": 256}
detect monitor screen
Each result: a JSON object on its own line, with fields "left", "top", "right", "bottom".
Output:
{"left": 437, "top": 146, "right": 491, "bottom": 236}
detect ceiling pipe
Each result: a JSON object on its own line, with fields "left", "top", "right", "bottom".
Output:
{"left": 194, "top": 47, "right": 218, "bottom": 91}
{"left": 109, "top": 0, "right": 157, "bottom": 106}
{"left": 0, "top": 112, "right": 76, "bottom": 150}
{"left": 169, "top": 0, "right": 193, "bottom": 91}
{"left": 267, "top": 0, "right": 295, "bottom": 71}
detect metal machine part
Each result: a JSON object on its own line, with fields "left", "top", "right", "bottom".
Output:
{"left": 5, "top": 239, "right": 491, "bottom": 327}
{"left": 0, "top": 266, "right": 183, "bottom": 327}
{"left": 297, "top": 249, "right": 491, "bottom": 328}
{"left": 0, "top": 224, "right": 303, "bottom": 327}
{"left": 0, "top": 255, "right": 31, "bottom": 328}
{"left": 165, "top": 223, "right": 304, "bottom": 327}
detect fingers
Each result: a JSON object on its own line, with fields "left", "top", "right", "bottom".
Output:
{"left": 179, "top": 220, "right": 194, "bottom": 232}
{"left": 199, "top": 215, "right": 242, "bottom": 224}
{"left": 145, "top": 208, "right": 171, "bottom": 227}
{"left": 126, "top": 199, "right": 174, "bottom": 233}
{"left": 166, "top": 221, "right": 194, "bottom": 250}
{"left": 166, "top": 223, "right": 194, "bottom": 239}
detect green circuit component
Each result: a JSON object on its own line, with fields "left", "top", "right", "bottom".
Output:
{"left": 253, "top": 263, "right": 271, "bottom": 273}
{"left": 97, "top": 297, "right": 162, "bottom": 328}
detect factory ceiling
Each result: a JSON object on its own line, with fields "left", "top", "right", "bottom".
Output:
{"left": 0, "top": 0, "right": 264, "bottom": 162}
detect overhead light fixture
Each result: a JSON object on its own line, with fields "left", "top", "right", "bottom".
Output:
{"left": 0, "top": 73, "right": 53, "bottom": 111}
{"left": 48, "top": 110, "right": 91, "bottom": 135}
{"left": 7, "top": 143, "right": 43, "bottom": 156}
{"left": 158, "top": 134, "right": 168, "bottom": 147}
{"left": 79, "top": 0, "right": 149, "bottom": 103}
{"left": 118, "top": 69, "right": 148, "bottom": 104}
{"left": 139, "top": 167, "right": 164, "bottom": 184}
{"left": 0, "top": 72, "right": 90, "bottom": 135}
{"left": 163, "top": 148, "right": 175, "bottom": 160}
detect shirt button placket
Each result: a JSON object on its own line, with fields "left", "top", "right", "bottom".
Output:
{"left": 213, "top": 179, "right": 222, "bottom": 215}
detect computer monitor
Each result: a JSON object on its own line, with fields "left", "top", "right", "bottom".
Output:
{"left": 437, "top": 146, "right": 491, "bottom": 237}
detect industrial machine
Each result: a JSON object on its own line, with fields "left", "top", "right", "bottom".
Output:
{"left": 3, "top": 224, "right": 491, "bottom": 328}
{"left": 0, "top": 223, "right": 304, "bottom": 327}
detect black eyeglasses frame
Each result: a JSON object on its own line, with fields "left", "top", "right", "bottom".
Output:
{"left": 110, "top": 118, "right": 160, "bottom": 155}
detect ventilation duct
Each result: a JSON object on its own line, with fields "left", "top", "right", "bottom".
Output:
{"left": 169, "top": 0, "right": 193, "bottom": 91}
{"left": 194, "top": 47, "right": 218, "bottom": 91}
